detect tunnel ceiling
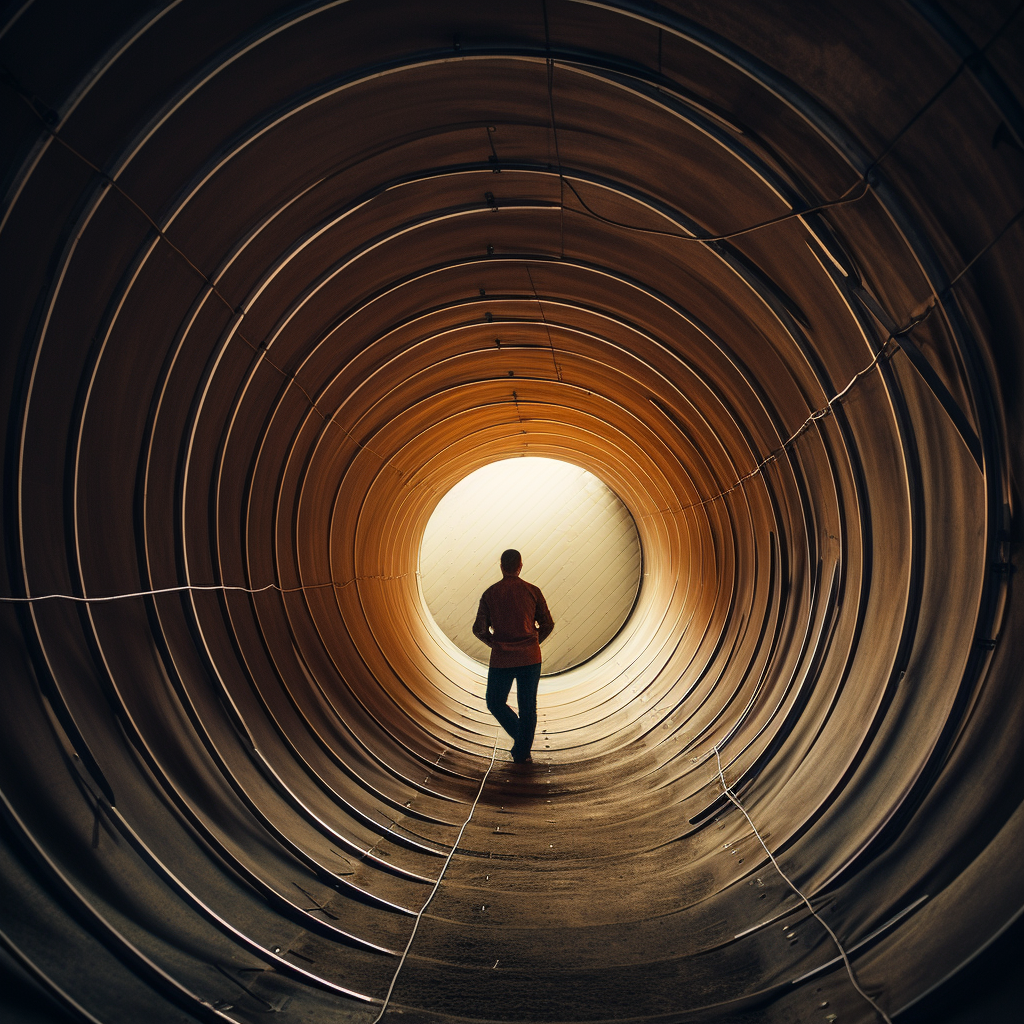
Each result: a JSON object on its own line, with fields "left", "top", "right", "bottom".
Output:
{"left": 1, "top": 2, "right": 1023, "bottom": 1023}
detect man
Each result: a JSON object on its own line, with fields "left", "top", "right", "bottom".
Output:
{"left": 472, "top": 549, "right": 554, "bottom": 763}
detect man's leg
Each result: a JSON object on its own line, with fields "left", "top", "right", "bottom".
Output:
{"left": 511, "top": 662, "right": 541, "bottom": 760}
{"left": 485, "top": 666, "right": 521, "bottom": 745}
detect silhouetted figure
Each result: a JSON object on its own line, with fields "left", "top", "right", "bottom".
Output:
{"left": 472, "top": 549, "right": 554, "bottom": 763}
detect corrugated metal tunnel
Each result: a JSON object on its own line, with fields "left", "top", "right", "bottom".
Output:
{"left": 1, "top": 2, "right": 1022, "bottom": 1022}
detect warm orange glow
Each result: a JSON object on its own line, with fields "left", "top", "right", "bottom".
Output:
{"left": 1, "top": 3, "right": 1019, "bottom": 1022}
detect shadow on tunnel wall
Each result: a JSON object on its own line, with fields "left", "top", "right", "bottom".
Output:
{"left": 1, "top": 2, "right": 1023, "bottom": 1023}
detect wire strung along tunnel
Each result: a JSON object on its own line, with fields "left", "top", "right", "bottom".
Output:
{"left": 1, "top": 1, "right": 1022, "bottom": 1022}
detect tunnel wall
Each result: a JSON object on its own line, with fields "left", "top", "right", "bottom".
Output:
{"left": 1, "top": 2, "right": 1022, "bottom": 1022}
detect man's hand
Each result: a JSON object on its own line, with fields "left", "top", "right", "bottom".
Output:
{"left": 536, "top": 594, "right": 554, "bottom": 644}
{"left": 472, "top": 598, "right": 494, "bottom": 647}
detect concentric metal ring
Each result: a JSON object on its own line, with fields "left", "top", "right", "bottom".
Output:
{"left": 2, "top": 2, "right": 1021, "bottom": 1022}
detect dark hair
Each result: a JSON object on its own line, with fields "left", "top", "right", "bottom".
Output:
{"left": 500, "top": 548, "right": 522, "bottom": 573}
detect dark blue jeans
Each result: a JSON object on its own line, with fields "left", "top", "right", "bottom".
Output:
{"left": 486, "top": 662, "right": 541, "bottom": 758}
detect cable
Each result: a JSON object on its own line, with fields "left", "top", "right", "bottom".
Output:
{"left": 0, "top": 73, "right": 387, "bottom": 462}
{"left": 527, "top": 16, "right": 873, "bottom": 242}
{"left": 643, "top": 303, "right": 936, "bottom": 523}
{"left": 563, "top": 175, "right": 871, "bottom": 242}
{"left": 541, "top": 0, "right": 565, "bottom": 259}
{"left": 369, "top": 732, "right": 500, "bottom": 1023}
{"left": 535, "top": 8, "right": 867, "bottom": 249}
{"left": 643, "top": 189, "right": 1023, "bottom": 522}
{"left": 713, "top": 746, "right": 894, "bottom": 1024}
{"left": 525, "top": 265, "right": 564, "bottom": 382}
{"left": 871, "top": 0, "right": 1024, "bottom": 173}
{"left": 553, "top": 0, "right": 1023, "bottom": 246}
{"left": 0, "top": 575, "right": 410, "bottom": 603}
{"left": 947, "top": 203, "right": 1024, "bottom": 288}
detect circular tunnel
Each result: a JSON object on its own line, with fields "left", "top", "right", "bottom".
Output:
{"left": 1, "top": 2, "right": 1022, "bottom": 1022}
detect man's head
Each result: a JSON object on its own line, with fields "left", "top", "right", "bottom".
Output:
{"left": 500, "top": 548, "right": 523, "bottom": 575}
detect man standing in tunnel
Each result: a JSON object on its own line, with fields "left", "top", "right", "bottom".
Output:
{"left": 473, "top": 549, "right": 554, "bottom": 763}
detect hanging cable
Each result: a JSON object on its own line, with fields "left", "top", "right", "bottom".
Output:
{"left": 643, "top": 163, "right": 1024, "bottom": 525}
{"left": 0, "top": 575, "right": 410, "bottom": 603}
{"left": 525, "top": 265, "right": 564, "bottom": 382}
{"left": 713, "top": 746, "right": 894, "bottom": 1024}
{"left": 532, "top": 7, "right": 872, "bottom": 245}
{"left": 553, "top": 0, "right": 1023, "bottom": 245}
{"left": 868, "top": 0, "right": 1024, "bottom": 173}
{"left": 563, "top": 175, "right": 870, "bottom": 242}
{"left": 644, "top": 301, "right": 936, "bottom": 522}
{"left": 541, "top": 0, "right": 565, "bottom": 259}
{"left": 0, "top": 74, "right": 388, "bottom": 461}
{"left": 947, "top": 204, "right": 1024, "bottom": 288}
{"left": 369, "top": 732, "right": 500, "bottom": 1023}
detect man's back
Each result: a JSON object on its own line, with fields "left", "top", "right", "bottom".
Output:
{"left": 473, "top": 574, "right": 553, "bottom": 668}
{"left": 475, "top": 549, "right": 553, "bottom": 763}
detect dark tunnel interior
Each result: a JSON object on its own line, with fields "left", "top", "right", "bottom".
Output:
{"left": 1, "top": 2, "right": 1023, "bottom": 1022}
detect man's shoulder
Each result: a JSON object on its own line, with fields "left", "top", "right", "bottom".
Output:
{"left": 518, "top": 578, "right": 545, "bottom": 599}
{"left": 482, "top": 576, "right": 542, "bottom": 598}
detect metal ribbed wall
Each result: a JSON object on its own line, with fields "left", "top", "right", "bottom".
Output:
{"left": 1, "top": 2, "right": 1022, "bottom": 1023}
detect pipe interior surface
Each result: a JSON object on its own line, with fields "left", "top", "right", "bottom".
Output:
{"left": 1, "top": 2, "right": 1023, "bottom": 1023}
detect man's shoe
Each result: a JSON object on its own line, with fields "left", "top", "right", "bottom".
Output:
{"left": 512, "top": 752, "right": 532, "bottom": 764}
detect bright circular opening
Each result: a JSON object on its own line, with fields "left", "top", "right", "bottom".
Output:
{"left": 418, "top": 457, "right": 642, "bottom": 674}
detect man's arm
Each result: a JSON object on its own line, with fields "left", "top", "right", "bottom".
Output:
{"left": 472, "top": 597, "right": 493, "bottom": 647}
{"left": 535, "top": 591, "right": 554, "bottom": 644}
